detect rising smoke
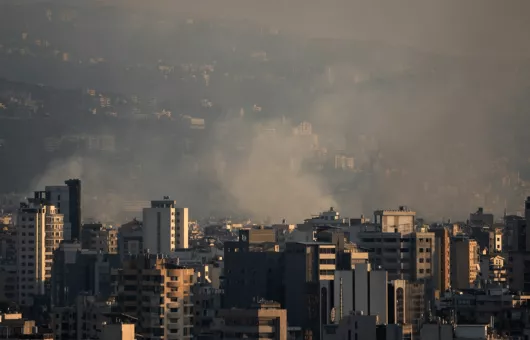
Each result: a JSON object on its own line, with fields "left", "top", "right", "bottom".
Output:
{"left": 9, "top": 0, "right": 530, "bottom": 223}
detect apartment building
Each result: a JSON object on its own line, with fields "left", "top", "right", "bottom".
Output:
{"left": 44, "top": 179, "right": 82, "bottom": 241}
{"left": 80, "top": 223, "right": 118, "bottom": 254}
{"left": 374, "top": 206, "right": 416, "bottom": 233}
{"left": 429, "top": 226, "right": 451, "bottom": 293}
{"left": 391, "top": 280, "right": 425, "bottom": 337}
{"left": 323, "top": 313, "right": 377, "bottom": 340}
{"left": 223, "top": 228, "right": 283, "bottom": 308}
{"left": 284, "top": 242, "right": 336, "bottom": 340}
{"left": 118, "top": 219, "right": 143, "bottom": 261}
{"left": 479, "top": 255, "right": 507, "bottom": 284}
{"left": 113, "top": 254, "right": 195, "bottom": 339}
{"left": 358, "top": 229, "right": 435, "bottom": 282}
{"left": 16, "top": 192, "right": 64, "bottom": 306}
{"left": 51, "top": 241, "right": 121, "bottom": 307}
{"left": 488, "top": 229, "right": 503, "bottom": 254}
{"left": 451, "top": 235, "right": 479, "bottom": 290}
{"left": 214, "top": 301, "right": 287, "bottom": 340}
{"left": 143, "top": 198, "right": 189, "bottom": 253}
{"left": 52, "top": 294, "right": 114, "bottom": 340}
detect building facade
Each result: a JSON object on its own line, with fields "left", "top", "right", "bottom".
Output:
{"left": 143, "top": 198, "right": 189, "bottom": 253}
{"left": 113, "top": 254, "right": 195, "bottom": 339}
{"left": 16, "top": 193, "right": 64, "bottom": 306}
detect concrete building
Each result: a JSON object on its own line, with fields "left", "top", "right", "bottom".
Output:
{"left": 436, "top": 286, "right": 530, "bottom": 328}
{"left": 99, "top": 323, "right": 134, "bottom": 340}
{"left": 0, "top": 312, "right": 53, "bottom": 339}
{"left": 52, "top": 294, "right": 115, "bottom": 340}
{"left": 192, "top": 284, "right": 223, "bottom": 338}
{"left": 337, "top": 244, "right": 369, "bottom": 270}
{"left": 430, "top": 226, "right": 450, "bottom": 293}
{"left": 44, "top": 179, "right": 82, "bottom": 241}
{"left": 300, "top": 207, "right": 352, "bottom": 228}
{"left": 224, "top": 229, "right": 283, "bottom": 308}
{"left": 0, "top": 224, "right": 16, "bottom": 261}
{"left": 118, "top": 219, "right": 143, "bottom": 261}
{"left": 214, "top": 301, "right": 287, "bottom": 340}
{"left": 504, "top": 215, "right": 525, "bottom": 252}
{"left": 284, "top": 242, "right": 336, "bottom": 340}
{"left": 507, "top": 197, "right": 530, "bottom": 292}
{"left": 390, "top": 280, "right": 425, "bottom": 337}
{"left": 488, "top": 229, "right": 502, "bottom": 254}
{"left": 374, "top": 206, "right": 415, "bottom": 233}
{"left": 101, "top": 323, "right": 135, "bottom": 340}
{"left": 0, "top": 264, "right": 16, "bottom": 302}
{"left": 142, "top": 198, "right": 188, "bottom": 253}
{"left": 419, "top": 323, "right": 454, "bottom": 340}
{"left": 113, "top": 254, "right": 195, "bottom": 339}
{"left": 451, "top": 236, "right": 479, "bottom": 290}
{"left": 323, "top": 313, "right": 377, "bottom": 340}
{"left": 16, "top": 193, "right": 64, "bottom": 306}
{"left": 333, "top": 264, "right": 388, "bottom": 324}
{"left": 51, "top": 241, "right": 121, "bottom": 307}
{"left": 358, "top": 229, "right": 435, "bottom": 282}
{"left": 479, "top": 255, "right": 507, "bottom": 285}
{"left": 80, "top": 223, "right": 118, "bottom": 254}
{"left": 469, "top": 207, "right": 494, "bottom": 228}
{"left": 376, "top": 324, "right": 406, "bottom": 340}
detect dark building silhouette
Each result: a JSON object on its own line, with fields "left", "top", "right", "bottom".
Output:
{"left": 65, "top": 179, "right": 82, "bottom": 240}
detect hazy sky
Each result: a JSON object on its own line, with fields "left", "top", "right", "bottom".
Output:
{"left": 6, "top": 0, "right": 530, "bottom": 223}
{"left": 120, "top": 0, "right": 530, "bottom": 59}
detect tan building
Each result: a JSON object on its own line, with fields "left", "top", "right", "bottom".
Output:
{"left": 430, "top": 226, "right": 450, "bottom": 292}
{"left": 0, "top": 312, "right": 53, "bottom": 339}
{"left": 358, "top": 230, "right": 435, "bottom": 282}
{"left": 488, "top": 228, "right": 502, "bottom": 254}
{"left": 480, "top": 255, "right": 507, "bottom": 284}
{"left": 101, "top": 323, "right": 135, "bottom": 340}
{"left": 214, "top": 301, "right": 287, "bottom": 340}
{"left": 392, "top": 280, "right": 425, "bottom": 337}
{"left": 113, "top": 254, "right": 195, "bottom": 339}
{"left": 451, "top": 236, "right": 479, "bottom": 290}
{"left": 374, "top": 206, "right": 416, "bottom": 233}
{"left": 16, "top": 192, "right": 64, "bottom": 306}
{"left": 81, "top": 223, "right": 118, "bottom": 254}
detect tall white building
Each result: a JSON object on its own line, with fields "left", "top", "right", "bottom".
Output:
{"left": 16, "top": 192, "right": 64, "bottom": 306}
{"left": 142, "top": 197, "right": 188, "bottom": 254}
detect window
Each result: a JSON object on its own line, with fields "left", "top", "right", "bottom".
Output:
{"left": 419, "top": 258, "right": 424, "bottom": 263}
{"left": 419, "top": 269, "right": 424, "bottom": 274}
{"left": 419, "top": 248, "right": 424, "bottom": 253}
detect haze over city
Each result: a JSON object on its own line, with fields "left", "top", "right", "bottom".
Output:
{"left": 2, "top": 1, "right": 530, "bottom": 340}
{"left": 0, "top": 0, "right": 529, "bottom": 223}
